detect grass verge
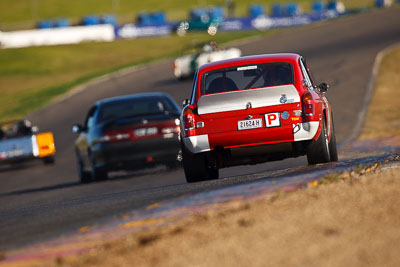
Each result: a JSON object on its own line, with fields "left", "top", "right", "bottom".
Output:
{"left": 53, "top": 162, "right": 400, "bottom": 267}
{"left": 359, "top": 44, "right": 400, "bottom": 140}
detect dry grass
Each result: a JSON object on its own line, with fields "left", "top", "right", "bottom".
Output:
{"left": 359, "top": 44, "right": 400, "bottom": 140}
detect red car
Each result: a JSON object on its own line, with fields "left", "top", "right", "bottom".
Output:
{"left": 180, "top": 53, "right": 337, "bottom": 183}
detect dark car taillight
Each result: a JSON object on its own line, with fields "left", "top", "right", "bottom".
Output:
{"left": 100, "top": 119, "right": 181, "bottom": 143}
{"left": 161, "top": 119, "right": 180, "bottom": 134}
{"left": 99, "top": 130, "right": 131, "bottom": 143}
{"left": 302, "top": 91, "right": 314, "bottom": 116}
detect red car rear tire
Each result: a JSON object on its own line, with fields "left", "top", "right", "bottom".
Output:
{"left": 181, "top": 142, "right": 219, "bottom": 183}
{"left": 307, "top": 116, "right": 330, "bottom": 165}
{"left": 328, "top": 113, "right": 338, "bottom": 162}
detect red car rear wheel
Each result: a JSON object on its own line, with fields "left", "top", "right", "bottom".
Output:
{"left": 307, "top": 116, "right": 330, "bottom": 165}
{"left": 181, "top": 142, "right": 218, "bottom": 183}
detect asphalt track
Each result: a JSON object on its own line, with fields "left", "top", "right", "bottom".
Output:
{"left": 0, "top": 7, "right": 399, "bottom": 251}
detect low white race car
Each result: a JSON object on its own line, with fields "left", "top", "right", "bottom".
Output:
{"left": 173, "top": 43, "right": 241, "bottom": 80}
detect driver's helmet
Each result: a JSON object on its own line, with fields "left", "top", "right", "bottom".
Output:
{"left": 203, "top": 44, "right": 212, "bottom": 52}
{"left": 209, "top": 40, "right": 218, "bottom": 51}
{"left": 16, "top": 119, "right": 33, "bottom": 136}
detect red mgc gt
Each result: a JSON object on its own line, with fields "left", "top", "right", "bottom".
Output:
{"left": 180, "top": 53, "right": 338, "bottom": 183}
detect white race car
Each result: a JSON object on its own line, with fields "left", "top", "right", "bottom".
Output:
{"left": 173, "top": 43, "right": 241, "bottom": 80}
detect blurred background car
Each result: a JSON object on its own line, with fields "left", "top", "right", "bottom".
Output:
{"left": 72, "top": 92, "right": 181, "bottom": 183}
{"left": 0, "top": 120, "right": 56, "bottom": 165}
{"left": 174, "top": 6, "right": 225, "bottom": 36}
{"left": 173, "top": 41, "right": 241, "bottom": 80}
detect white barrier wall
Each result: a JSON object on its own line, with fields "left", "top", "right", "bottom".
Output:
{"left": 0, "top": 25, "right": 115, "bottom": 49}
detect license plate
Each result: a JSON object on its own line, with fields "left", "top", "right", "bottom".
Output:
{"left": 134, "top": 127, "right": 158, "bottom": 137}
{"left": 238, "top": 118, "right": 262, "bottom": 130}
{"left": 7, "top": 149, "right": 25, "bottom": 158}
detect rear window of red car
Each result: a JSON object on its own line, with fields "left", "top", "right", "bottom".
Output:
{"left": 201, "top": 62, "right": 294, "bottom": 95}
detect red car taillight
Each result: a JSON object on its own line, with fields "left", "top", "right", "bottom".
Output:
{"left": 183, "top": 107, "right": 195, "bottom": 131}
{"left": 302, "top": 91, "right": 314, "bottom": 116}
{"left": 182, "top": 106, "right": 197, "bottom": 136}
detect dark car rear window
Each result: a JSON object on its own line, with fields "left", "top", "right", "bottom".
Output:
{"left": 201, "top": 62, "right": 294, "bottom": 95}
{"left": 98, "top": 96, "right": 177, "bottom": 123}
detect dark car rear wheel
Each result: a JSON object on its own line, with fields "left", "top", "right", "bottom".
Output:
{"left": 42, "top": 156, "right": 55, "bottom": 165}
{"left": 89, "top": 153, "right": 108, "bottom": 181}
{"left": 91, "top": 165, "right": 108, "bottom": 181}
{"left": 181, "top": 142, "right": 218, "bottom": 183}
{"left": 307, "top": 116, "right": 330, "bottom": 165}
{"left": 78, "top": 159, "right": 92, "bottom": 184}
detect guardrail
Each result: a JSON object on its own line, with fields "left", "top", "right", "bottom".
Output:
{"left": 0, "top": 25, "right": 114, "bottom": 49}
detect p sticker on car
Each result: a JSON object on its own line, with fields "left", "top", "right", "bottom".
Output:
{"left": 265, "top": 112, "right": 281, "bottom": 128}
